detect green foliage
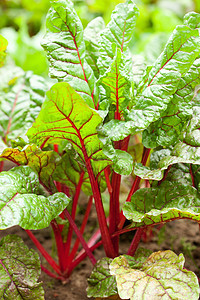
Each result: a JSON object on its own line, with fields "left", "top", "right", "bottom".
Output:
{"left": 0, "top": 235, "right": 44, "bottom": 299}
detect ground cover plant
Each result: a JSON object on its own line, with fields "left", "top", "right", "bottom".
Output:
{"left": 1, "top": 0, "right": 200, "bottom": 299}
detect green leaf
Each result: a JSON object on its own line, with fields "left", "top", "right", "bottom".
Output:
{"left": 0, "top": 35, "right": 8, "bottom": 68}
{"left": 110, "top": 251, "right": 199, "bottom": 300}
{"left": 42, "top": 0, "right": 98, "bottom": 108}
{"left": 87, "top": 258, "right": 117, "bottom": 298}
{"left": 123, "top": 181, "right": 200, "bottom": 228}
{"left": 101, "top": 14, "right": 200, "bottom": 142}
{"left": 84, "top": 17, "right": 105, "bottom": 79}
{"left": 0, "top": 72, "right": 48, "bottom": 145}
{"left": 0, "top": 166, "right": 70, "bottom": 229}
{"left": 98, "top": 48, "right": 131, "bottom": 115}
{"left": 143, "top": 58, "right": 200, "bottom": 148}
{"left": 27, "top": 82, "right": 111, "bottom": 179}
{"left": 97, "top": 0, "right": 139, "bottom": 74}
{"left": 0, "top": 142, "right": 60, "bottom": 191}
{"left": 0, "top": 235, "right": 44, "bottom": 299}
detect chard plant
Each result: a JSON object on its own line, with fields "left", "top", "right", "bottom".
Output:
{"left": 0, "top": 0, "right": 200, "bottom": 299}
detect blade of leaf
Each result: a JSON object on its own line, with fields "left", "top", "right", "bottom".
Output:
{"left": 100, "top": 13, "right": 200, "bottom": 142}
{"left": 143, "top": 58, "right": 200, "bottom": 148}
{"left": 123, "top": 181, "right": 200, "bottom": 228}
{"left": 110, "top": 251, "right": 199, "bottom": 300}
{"left": 97, "top": 0, "right": 139, "bottom": 74}
{"left": 0, "top": 166, "right": 70, "bottom": 229}
{"left": 0, "top": 72, "right": 48, "bottom": 145}
{"left": 42, "top": 0, "right": 98, "bottom": 108}
{"left": 0, "top": 235, "right": 44, "bottom": 299}
{"left": 84, "top": 17, "right": 105, "bottom": 79}
{"left": 87, "top": 258, "right": 117, "bottom": 298}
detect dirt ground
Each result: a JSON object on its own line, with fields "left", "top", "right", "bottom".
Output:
{"left": 0, "top": 218, "right": 200, "bottom": 299}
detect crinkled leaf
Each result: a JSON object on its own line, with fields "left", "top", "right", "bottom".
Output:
{"left": 0, "top": 72, "right": 48, "bottom": 145}
{"left": 97, "top": 0, "right": 139, "bottom": 74}
{"left": 143, "top": 58, "right": 200, "bottom": 148}
{"left": 53, "top": 148, "right": 92, "bottom": 195}
{"left": 87, "top": 258, "right": 117, "bottom": 298}
{"left": 100, "top": 13, "right": 200, "bottom": 142}
{"left": 84, "top": 17, "right": 105, "bottom": 79}
{"left": 0, "top": 235, "right": 44, "bottom": 299}
{"left": 123, "top": 181, "right": 200, "bottom": 228}
{"left": 0, "top": 141, "right": 61, "bottom": 191}
{"left": 0, "top": 35, "right": 8, "bottom": 68}
{"left": 110, "top": 251, "right": 199, "bottom": 300}
{"left": 98, "top": 48, "right": 131, "bottom": 115}
{"left": 27, "top": 82, "right": 111, "bottom": 178}
{"left": 0, "top": 166, "right": 70, "bottom": 229}
{"left": 42, "top": 0, "right": 98, "bottom": 108}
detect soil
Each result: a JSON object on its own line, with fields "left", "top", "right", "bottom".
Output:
{"left": 0, "top": 219, "right": 200, "bottom": 299}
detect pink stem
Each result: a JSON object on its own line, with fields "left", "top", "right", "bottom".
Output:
{"left": 51, "top": 220, "right": 65, "bottom": 273}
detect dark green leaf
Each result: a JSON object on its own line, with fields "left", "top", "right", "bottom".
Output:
{"left": 87, "top": 258, "right": 117, "bottom": 298}
{"left": 0, "top": 235, "right": 44, "bottom": 299}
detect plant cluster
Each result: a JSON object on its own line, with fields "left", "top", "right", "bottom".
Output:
{"left": 0, "top": 0, "right": 200, "bottom": 299}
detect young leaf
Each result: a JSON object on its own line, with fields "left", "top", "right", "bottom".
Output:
{"left": 87, "top": 258, "right": 117, "bottom": 298}
{"left": 0, "top": 235, "right": 44, "bottom": 299}
{"left": 101, "top": 13, "right": 200, "bottom": 142}
{"left": 84, "top": 17, "right": 105, "bottom": 79}
{"left": 98, "top": 48, "right": 131, "bottom": 116}
{"left": 27, "top": 82, "right": 111, "bottom": 179}
{"left": 110, "top": 251, "right": 199, "bottom": 300}
{"left": 0, "top": 166, "right": 70, "bottom": 229}
{"left": 0, "top": 72, "right": 48, "bottom": 145}
{"left": 0, "top": 35, "right": 8, "bottom": 67}
{"left": 143, "top": 58, "right": 200, "bottom": 148}
{"left": 42, "top": 0, "right": 98, "bottom": 108}
{"left": 123, "top": 181, "right": 200, "bottom": 228}
{"left": 97, "top": 0, "right": 139, "bottom": 74}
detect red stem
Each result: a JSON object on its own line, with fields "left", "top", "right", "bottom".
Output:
{"left": 63, "top": 209, "right": 96, "bottom": 266}
{"left": 190, "top": 164, "right": 196, "bottom": 188}
{"left": 64, "top": 172, "right": 84, "bottom": 262}
{"left": 158, "top": 165, "right": 172, "bottom": 186}
{"left": 51, "top": 220, "right": 65, "bottom": 273}
{"left": 104, "top": 168, "right": 112, "bottom": 194}
{"left": 68, "top": 196, "right": 93, "bottom": 263}
{"left": 118, "top": 147, "right": 151, "bottom": 230}
{"left": 41, "top": 265, "right": 66, "bottom": 281}
{"left": 25, "top": 230, "right": 61, "bottom": 275}
{"left": 127, "top": 228, "right": 144, "bottom": 256}
{"left": 0, "top": 161, "right": 4, "bottom": 172}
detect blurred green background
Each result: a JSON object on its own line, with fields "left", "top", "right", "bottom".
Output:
{"left": 0, "top": 0, "right": 199, "bottom": 76}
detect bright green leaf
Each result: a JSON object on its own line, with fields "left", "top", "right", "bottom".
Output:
{"left": 27, "top": 82, "right": 111, "bottom": 178}
{"left": 97, "top": 0, "right": 139, "bottom": 74}
{"left": 42, "top": 0, "right": 98, "bottom": 108}
{"left": 123, "top": 181, "right": 200, "bottom": 228}
{"left": 0, "top": 166, "right": 70, "bottom": 229}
